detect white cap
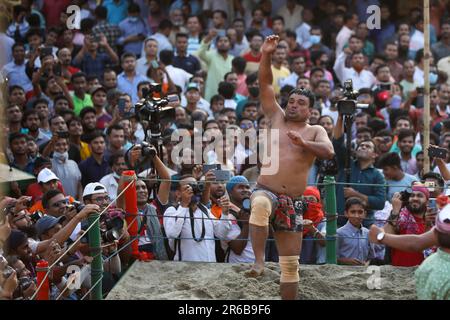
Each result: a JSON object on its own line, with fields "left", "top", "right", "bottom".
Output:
{"left": 37, "top": 168, "right": 59, "bottom": 183}
{"left": 82, "top": 182, "right": 107, "bottom": 198}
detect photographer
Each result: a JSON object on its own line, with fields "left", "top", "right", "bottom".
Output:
{"left": 333, "top": 113, "right": 386, "bottom": 227}
{"left": 219, "top": 176, "right": 254, "bottom": 263}
{"left": 117, "top": 144, "right": 172, "bottom": 260}
{"left": 163, "top": 175, "right": 231, "bottom": 262}
{"left": 382, "top": 185, "right": 432, "bottom": 266}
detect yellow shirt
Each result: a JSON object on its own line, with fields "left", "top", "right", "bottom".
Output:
{"left": 80, "top": 141, "right": 91, "bottom": 161}
{"left": 271, "top": 65, "right": 291, "bottom": 94}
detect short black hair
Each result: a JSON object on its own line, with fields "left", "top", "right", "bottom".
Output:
{"left": 159, "top": 19, "right": 173, "bottom": 30}
{"left": 32, "top": 98, "right": 49, "bottom": 109}
{"left": 210, "top": 94, "right": 224, "bottom": 104}
{"left": 25, "top": 27, "right": 42, "bottom": 40}
{"left": 106, "top": 124, "right": 124, "bottom": 136}
{"left": 232, "top": 56, "right": 247, "bottom": 74}
{"left": 345, "top": 197, "right": 366, "bottom": 211}
{"left": 12, "top": 42, "right": 25, "bottom": 51}
{"left": 42, "top": 189, "right": 64, "bottom": 209}
{"left": 159, "top": 50, "right": 174, "bottom": 65}
{"left": 378, "top": 152, "right": 401, "bottom": 169}
{"left": 71, "top": 72, "right": 87, "bottom": 83}
{"left": 245, "top": 72, "right": 258, "bottom": 85}
{"left": 288, "top": 88, "right": 316, "bottom": 108}
{"left": 9, "top": 132, "right": 28, "bottom": 146}
{"left": 397, "top": 128, "right": 415, "bottom": 142}
{"left": 375, "top": 64, "right": 390, "bottom": 75}
{"left": 86, "top": 130, "right": 106, "bottom": 144}
{"left": 212, "top": 9, "right": 227, "bottom": 20}
{"left": 272, "top": 15, "right": 285, "bottom": 25}
{"left": 121, "top": 52, "right": 137, "bottom": 62}
{"left": 422, "top": 171, "right": 445, "bottom": 188}
{"left": 175, "top": 32, "right": 189, "bottom": 40}
{"left": 108, "top": 151, "right": 125, "bottom": 168}
{"left": 94, "top": 6, "right": 107, "bottom": 19}
{"left": 80, "top": 107, "right": 96, "bottom": 119}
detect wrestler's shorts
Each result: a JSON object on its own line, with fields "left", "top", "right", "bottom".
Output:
{"left": 251, "top": 185, "right": 306, "bottom": 232}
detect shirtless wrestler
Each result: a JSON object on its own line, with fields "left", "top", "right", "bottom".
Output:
{"left": 248, "top": 35, "right": 335, "bottom": 300}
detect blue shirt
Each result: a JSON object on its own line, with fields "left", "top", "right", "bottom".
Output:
{"left": 118, "top": 17, "right": 149, "bottom": 56}
{"left": 333, "top": 136, "right": 386, "bottom": 227}
{"left": 78, "top": 156, "right": 111, "bottom": 188}
{"left": 337, "top": 221, "right": 374, "bottom": 262}
{"left": 1, "top": 60, "right": 33, "bottom": 92}
{"left": 117, "top": 72, "right": 150, "bottom": 104}
{"left": 73, "top": 53, "right": 112, "bottom": 79}
{"left": 385, "top": 173, "right": 419, "bottom": 201}
{"left": 103, "top": 0, "right": 129, "bottom": 25}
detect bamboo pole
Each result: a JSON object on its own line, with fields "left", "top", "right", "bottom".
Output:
{"left": 324, "top": 176, "right": 337, "bottom": 264}
{"left": 423, "top": 0, "right": 431, "bottom": 173}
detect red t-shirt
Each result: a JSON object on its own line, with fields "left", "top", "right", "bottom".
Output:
{"left": 242, "top": 52, "right": 262, "bottom": 63}
{"left": 42, "top": 0, "right": 71, "bottom": 27}
{"left": 26, "top": 182, "right": 65, "bottom": 204}
{"left": 391, "top": 214, "right": 426, "bottom": 267}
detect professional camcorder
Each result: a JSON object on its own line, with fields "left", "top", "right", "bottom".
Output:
{"left": 337, "top": 80, "right": 369, "bottom": 115}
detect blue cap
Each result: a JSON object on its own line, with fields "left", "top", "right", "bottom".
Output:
{"left": 226, "top": 175, "right": 249, "bottom": 194}
{"left": 36, "top": 215, "right": 66, "bottom": 237}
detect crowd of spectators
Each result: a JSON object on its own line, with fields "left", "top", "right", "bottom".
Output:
{"left": 1, "top": 0, "right": 450, "bottom": 300}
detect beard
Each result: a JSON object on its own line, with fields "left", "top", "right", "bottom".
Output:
{"left": 406, "top": 202, "right": 427, "bottom": 215}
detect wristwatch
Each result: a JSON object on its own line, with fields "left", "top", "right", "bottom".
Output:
{"left": 376, "top": 232, "right": 385, "bottom": 242}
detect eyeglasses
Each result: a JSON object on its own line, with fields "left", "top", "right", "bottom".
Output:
{"left": 92, "top": 196, "right": 110, "bottom": 204}
{"left": 51, "top": 199, "right": 69, "bottom": 208}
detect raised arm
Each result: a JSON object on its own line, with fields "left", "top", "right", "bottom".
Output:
{"left": 259, "top": 35, "right": 283, "bottom": 119}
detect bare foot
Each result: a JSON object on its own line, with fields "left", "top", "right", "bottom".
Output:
{"left": 245, "top": 263, "right": 265, "bottom": 278}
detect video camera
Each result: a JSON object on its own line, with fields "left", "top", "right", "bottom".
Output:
{"left": 135, "top": 83, "right": 178, "bottom": 141}
{"left": 337, "top": 80, "right": 369, "bottom": 115}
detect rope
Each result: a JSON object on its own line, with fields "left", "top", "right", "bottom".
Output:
{"left": 80, "top": 275, "right": 104, "bottom": 301}
{"left": 136, "top": 212, "right": 434, "bottom": 226}
{"left": 137, "top": 177, "right": 450, "bottom": 189}
{"left": 30, "top": 178, "right": 136, "bottom": 300}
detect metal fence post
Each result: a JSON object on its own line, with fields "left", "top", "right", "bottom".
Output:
{"left": 324, "top": 176, "right": 337, "bottom": 264}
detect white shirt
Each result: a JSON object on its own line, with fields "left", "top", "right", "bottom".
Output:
{"left": 280, "top": 72, "right": 300, "bottom": 88}
{"left": 180, "top": 96, "right": 212, "bottom": 118}
{"left": 220, "top": 213, "right": 255, "bottom": 263}
{"left": 99, "top": 173, "right": 119, "bottom": 201}
{"left": 163, "top": 205, "right": 231, "bottom": 262}
{"left": 335, "top": 25, "right": 354, "bottom": 57}
{"left": 277, "top": 4, "right": 303, "bottom": 31}
{"left": 165, "top": 65, "right": 192, "bottom": 93}
{"left": 295, "top": 22, "right": 311, "bottom": 49}
{"left": 409, "top": 29, "right": 424, "bottom": 52}
{"left": 413, "top": 66, "right": 425, "bottom": 87}
{"left": 333, "top": 52, "right": 376, "bottom": 90}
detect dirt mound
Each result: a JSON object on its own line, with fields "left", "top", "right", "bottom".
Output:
{"left": 106, "top": 261, "right": 416, "bottom": 300}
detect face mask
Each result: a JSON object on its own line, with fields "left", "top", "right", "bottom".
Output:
{"left": 390, "top": 95, "right": 402, "bottom": 109}
{"left": 429, "top": 72, "right": 438, "bottom": 85}
{"left": 310, "top": 35, "right": 321, "bottom": 45}
{"left": 53, "top": 151, "right": 68, "bottom": 163}
{"left": 248, "top": 87, "right": 260, "bottom": 97}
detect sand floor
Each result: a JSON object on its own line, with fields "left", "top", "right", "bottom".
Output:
{"left": 106, "top": 261, "right": 417, "bottom": 300}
